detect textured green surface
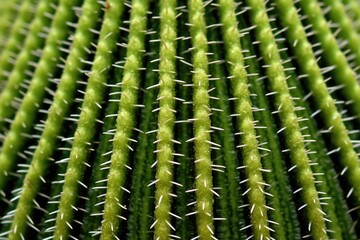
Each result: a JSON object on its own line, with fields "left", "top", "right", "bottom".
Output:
{"left": 0, "top": 0, "right": 360, "bottom": 239}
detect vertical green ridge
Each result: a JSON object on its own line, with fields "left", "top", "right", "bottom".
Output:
{"left": 35, "top": 131, "right": 78, "bottom": 240}
{"left": 124, "top": 16, "right": 159, "bottom": 239}
{"left": 285, "top": 60, "right": 356, "bottom": 240}
{"left": 206, "top": 9, "right": 244, "bottom": 239}
{"left": 100, "top": 0, "right": 149, "bottom": 238}
{"left": 273, "top": 27, "right": 345, "bottom": 238}
{"left": 246, "top": 0, "right": 328, "bottom": 238}
{"left": 80, "top": 87, "right": 119, "bottom": 238}
{"left": 208, "top": 43, "right": 244, "bottom": 240}
{"left": 237, "top": 7, "right": 300, "bottom": 239}
{"left": 53, "top": 0, "right": 124, "bottom": 238}
{"left": 218, "top": 0, "right": 270, "bottom": 239}
{"left": 79, "top": 46, "right": 128, "bottom": 238}
{"left": 127, "top": 56, "right": 158, "bottom": 240}
{"left": 173, "top": 14, "right": 196, "bottom": 238}
{"left": 247, "top": 60, "right": 300, "bottom": 239}
{"left": 187, "top": 0, "right": 215, "bottom": 238}
{"left": 153, "top": 0, "right": 178, "bottom": 239}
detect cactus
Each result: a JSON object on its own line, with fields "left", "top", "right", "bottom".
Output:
{"left": 0, "top": 0, "right": 359, "bottom": 239}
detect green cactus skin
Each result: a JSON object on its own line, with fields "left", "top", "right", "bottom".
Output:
{"left": 0, "top": 0, "right": 359, "bottom": 239}
{"left": 0, "top": 0, "right": 22, "bottom": 56}
{"left": 0, "top": 0, "right": 58, "bottom": 132}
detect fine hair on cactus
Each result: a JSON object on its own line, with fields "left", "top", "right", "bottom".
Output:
{"left": 0, "top": 0, "right": 360, "bottom": 239}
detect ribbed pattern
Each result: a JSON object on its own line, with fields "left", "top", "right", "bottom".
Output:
{"left": 0, "top": 1, "right": 359, "bottom": 239}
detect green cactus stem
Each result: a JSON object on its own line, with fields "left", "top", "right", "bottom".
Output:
{"left": 0, "top": 0, "right": 359, "bottom": 239}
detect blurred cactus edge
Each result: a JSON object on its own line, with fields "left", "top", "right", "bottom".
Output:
{"left": 1, "top": 0, "right": 360, "bottom": 239}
